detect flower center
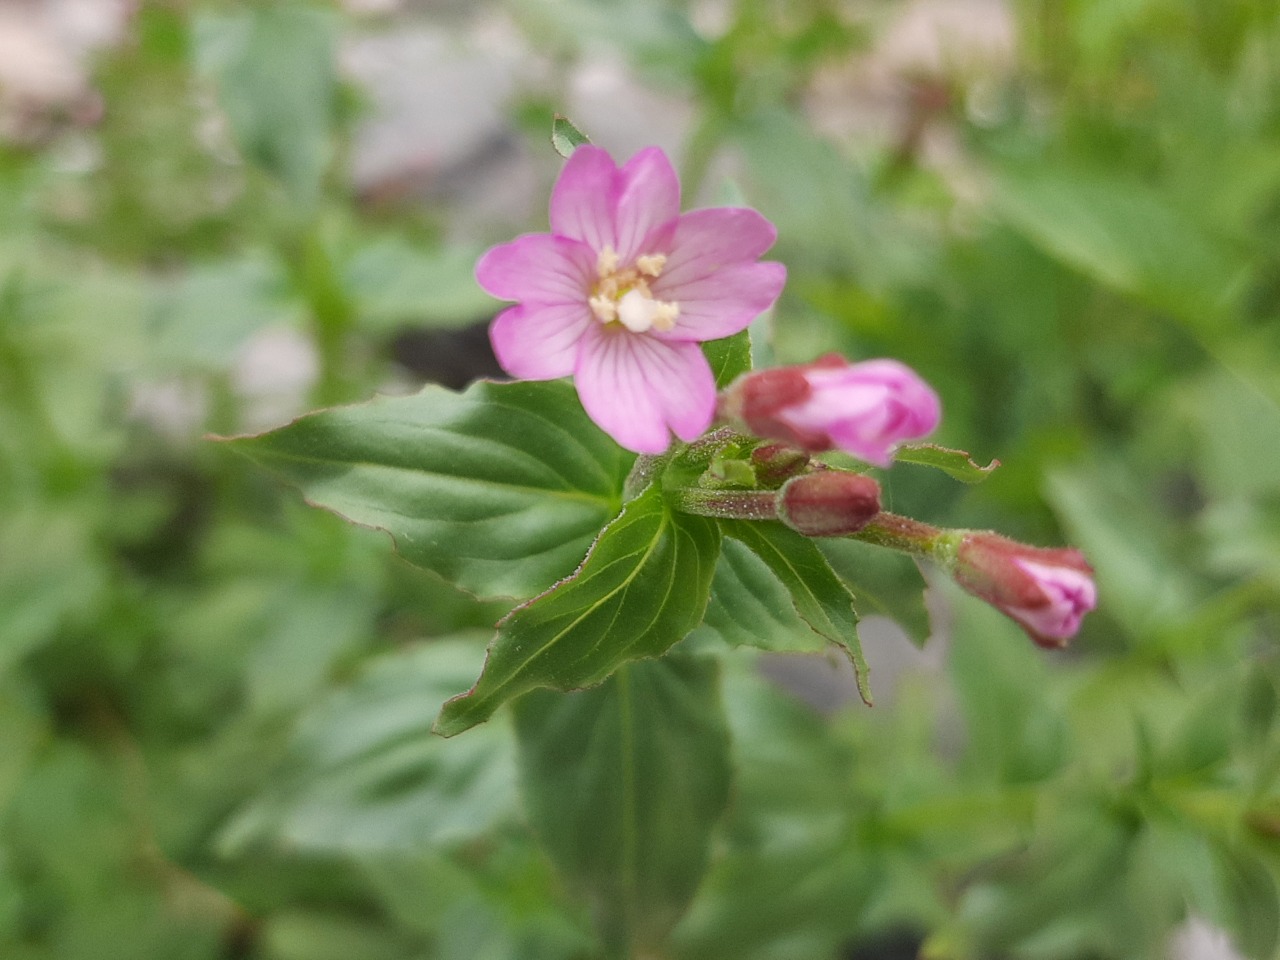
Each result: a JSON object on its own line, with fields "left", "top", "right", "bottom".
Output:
{"left": 588, "top": 245, "right": 679, "bottom": 333}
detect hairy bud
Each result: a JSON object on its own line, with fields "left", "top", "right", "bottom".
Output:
{"left": 776, "top": 471, "right": 882, "bottom": 537}
{"left": 951, "top": 532, "right": 1097, "bottom": 648}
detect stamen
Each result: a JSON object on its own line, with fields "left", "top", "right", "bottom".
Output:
{"left": 652, "top": 301, "right": 679, "bottom": 332}
{"left": 636, "top": 253, "right": 667, "bottom": 277}
{"left": 589, "top": 295, "right": 618, "bottom": 323}
{"left": 597, "top": 246, "right": 619, "bottom": 278}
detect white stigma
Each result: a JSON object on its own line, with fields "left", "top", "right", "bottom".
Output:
{"left": 591, "top": 249, "right": 677, "bottom": 331}
{"left": 616, "top": 289, "right": 679, "bottom": 333}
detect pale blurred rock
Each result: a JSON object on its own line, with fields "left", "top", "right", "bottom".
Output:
{"left": 231, "top": 326, "right": 320, "bottom": 432}
{"left": 1167, "top": 917, "right": 1245, "bottom": 960}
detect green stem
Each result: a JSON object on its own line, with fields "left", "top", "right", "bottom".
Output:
{"left": 669, "top": 486, "right": 778, "bottom": 522}
{"left": 283, "top": 227, "right": 356, "bottom": 407}
{"left": 850, "top": 512, "right": 946, "bottom": 560}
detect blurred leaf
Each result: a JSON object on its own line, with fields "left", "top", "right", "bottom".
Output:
{"left": 674, "top": 658, "right": 872, "bottom": 960}
{"left": 895, "top": 444, "right": 1000, "bottom": 484}
{"left": 219, "top": 637, "right": 516, "bottom": 856}
{"left": 702, "top": 329, "right": 752, "bottom": 388}
{"left": 720, "top": 521, "right": 871, "bottom": 704}
{"left": 945, "top": 579, "right": 1066, "bottom": 784}
{"left": 0, "top": 677, "right": 46, "bottom": 812}
{"left": 1217, "top": 847, "right": 1280, "bottom": 960}
{"left": 1181, "top": 365, "right": 1280, "bottom": 500}
{"left": 245, "top": 584, "right": 377, "bottom": 716}
{"left": 225, "top": 378, "right": 632, "bottom": 601}
{"left": 342, "top": 239, "right": 495, "bottom": 331}
{"left": 1159, "top": 678, "right": 1236, "bottom": 778}
{"left": 513, "top": 655, "right": 732, "bottom": 955}
{"left": 435, "top": 485, "right": 720, "bottom": 736}
{"left": 259, "top": 912, "right": 424, "bottom": 960}
{"left": 551, "top": 115, "right": 591, "bottom": 158}
{"left": 149, "top": 255, "right": 302, "bottom": 369}
{"left": 991, "top": 167, "right": 1243, "bottom": 331}
{"left": 1046, "top": 462, "right": 1198, "bottom": 637}
{"left": 0, "top": 508, "right": 105, "bottom": 677}
{"left": 194, "top": 6, "right": 337, "bottom": 205}
{"left": 695, "top": 537, "right": 827, "bottom": 653}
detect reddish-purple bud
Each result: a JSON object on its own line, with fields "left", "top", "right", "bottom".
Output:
{"left": 951, "top": 532, "right": 1097, "bottom": 648}
{"left": 776, "top": 471, "right": 882, "bottom": 537}
{"left": 720, "top": 355, "right": 941, "bottom": 466}
{"left": 750, "top": 442, "right": 811, "bottom": 487}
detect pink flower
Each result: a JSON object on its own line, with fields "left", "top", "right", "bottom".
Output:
{"left": 720, "top": 354, "right": 940, "bottom": 466}
{"left": 952, "top": 533, "right": 1097, "bottom": 648}
{"left": 475, "top": 145, "right": 786, "bottom": 454}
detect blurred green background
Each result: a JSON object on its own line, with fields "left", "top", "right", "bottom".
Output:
{"left": 2, "top": 0, "right": 1279, "bottom": 958}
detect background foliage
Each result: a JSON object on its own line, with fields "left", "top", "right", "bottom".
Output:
{"left": 1, "top": 0, "right": 1278, "bottom": 958}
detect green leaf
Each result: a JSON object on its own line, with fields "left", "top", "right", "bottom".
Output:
{"left": 513, "top": 655, "right": 732, "bottom": 955}
{"left": 435, "top": 485, "right": 721, "bottom": 737}
{"left": 194, "top": 7, "right": 337, "bottom": 205}
{"left": 702, "top": 329, "right": 752, "bottom": 389}
{"left": 224, "top": 379, "right": 632, "bottom": 601}
{"left": 551, "top": 114, "right": 592, "bottom": 158}
{"left": 895, "top": 443, "right": 1000, "bottom": 484}
{"left": 719, "top": 521, "right": 871, "bottom": 704}
{"left": 219, "top": 637, "right": 517, "bottom": 856}
{"left": 696, "top": 538, "right": 827, "bottom": 653}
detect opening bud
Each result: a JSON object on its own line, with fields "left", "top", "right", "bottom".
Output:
{"left": 719, "top": 355, "right": 941, "bottom": 467}
{"left": 777, "top": 471, "right": 882, "bottom": 537}
{"left": 950, "top": 532, "right": 1097, "bottom": 648}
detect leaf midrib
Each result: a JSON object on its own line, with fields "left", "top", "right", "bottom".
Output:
{"left": 248, "top": 445, "right": 618, "bottom": 510}
{"left": 462, "top": 498, "right": 673, "bottom": 715}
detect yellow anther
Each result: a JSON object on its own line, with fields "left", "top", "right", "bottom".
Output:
{"left": 589, "top": 295, "right": 618, "bottom": 323}
{"left": 652, "top": 301, "right": 679, "bottom": 332}
{"left": 597, "top": 246, "right": 620, "bottom": 278}
{"left": 636, "top": 253, "right": 667, "bottom": 277}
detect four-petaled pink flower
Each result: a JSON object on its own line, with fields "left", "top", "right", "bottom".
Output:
{"left": 476, "top": 145, "right": 786, "bottom": 453}
{"left": 952, "top": 533, "right": 1098, "bottom": 648}
{"left": 720, "top": 354, "right": 941, "bottom": 467}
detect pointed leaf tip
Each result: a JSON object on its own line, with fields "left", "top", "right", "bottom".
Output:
{"left": 895, "top": 443, "right": 1000, "bottom": 483}
{"left": 551, "top": 114, "right": 592, "bottom": 158}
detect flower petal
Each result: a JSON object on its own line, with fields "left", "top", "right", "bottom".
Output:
{"left": 490, "top": 302, "right": 593, "bottom": 380}
{"left": 575, "top": 326, "right": 716, "bottom": 453}
{"left": 654, "top": 208, "right": 779, "bottom": 289}
{"left": 652, "top": 261, "right": 786, "bottom": 342}
{"left": 549, "top": 145, "right": 621, "bottom": 256}
{"left": 613, "top": 147, "right": 681, "bottom": 263}
{"left": 475, "top": 233, "right": 596, "bottom": 304}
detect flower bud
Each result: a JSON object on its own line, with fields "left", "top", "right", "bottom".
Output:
{"left": 720, "top": 355, "right": 940, "bottom": 466}
{"left": 776, "top": 471, "right": 882, "bottom": 537}
{"left": 951, "top": 532, "right": 1097, "bottom": 648}
{"left": 750, "top": 442, "right": 810, "bottom": 487}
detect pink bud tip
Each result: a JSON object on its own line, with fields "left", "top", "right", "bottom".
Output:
{"left": 776, "top": 471, "right": 882, "bottom": 537}
{"left": 953, "top": 533, "right": 1097, "bottom": 648}
{"left": 723, "top": 355, "right": 941, "bottom": 466}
